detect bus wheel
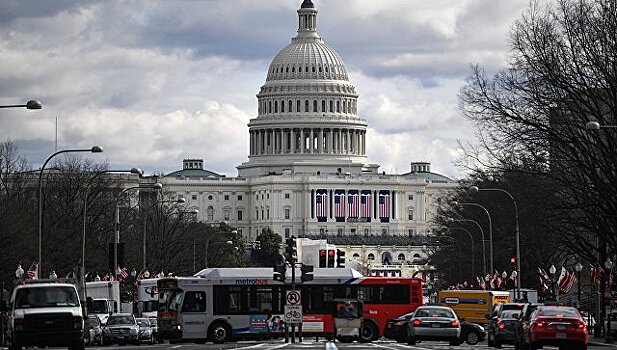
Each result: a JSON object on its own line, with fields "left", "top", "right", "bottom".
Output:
{"left": 359, "top": 321, "right": 378, "bottom": 343}
{"left": 208, "top": 322, "right": 231, "bottom": 344}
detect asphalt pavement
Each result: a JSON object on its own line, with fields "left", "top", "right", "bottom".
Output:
{"left": 67, "top": 338, "right": 613, "bottom": 350}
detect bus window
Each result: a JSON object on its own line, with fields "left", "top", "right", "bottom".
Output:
{"left": 159, "top": 289, "right": 183, "bottom": 313}
{"left": 181, "top": 291, "right": 206, "bottom": 313}
{"left": 249, "top": 287, "right": 273, "bottom": 313}
{"left": 375, "top": 285, "right": 410, "bottom": 304}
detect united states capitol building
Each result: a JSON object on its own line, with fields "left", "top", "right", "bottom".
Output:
{"left": 147, "top": 0, "right": 457, "bottom": 274}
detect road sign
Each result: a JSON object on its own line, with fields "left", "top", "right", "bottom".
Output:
{"left": 286, "top": 290, "right": 301, "bottom": 305}
{"left": 284, "top": 305, "right": 302, "bottom": 323}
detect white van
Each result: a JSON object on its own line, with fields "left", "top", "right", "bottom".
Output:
{"left": 6, "top": 281, "right": 87, "bottom": 350}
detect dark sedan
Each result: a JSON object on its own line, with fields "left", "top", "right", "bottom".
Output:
{"left": 386, "top": 312, "right": 485, "bottom": 345}
{"left": 494, "top": 309, "right": 521, "bottom": 347}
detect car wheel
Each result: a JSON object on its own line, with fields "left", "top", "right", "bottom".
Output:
{"left": 488, "top": 333, "right": 494, "bottom": 347}
{"left": 359, "top": 321, "right": 378, "bottom": 343}
{"left": 407, "top": 337, "right": 416, "bottom": 345}
{"left": 529, "top": 342, "right": 538, "bottom": 350}
{"left": 208, "top": 322, "right": 231, "bottom": 344}
{"left": 495, "top": 338, "right": 502, "bottom": 348}
{"left": 466, "top": 331, "right": 480, "bottom": 345}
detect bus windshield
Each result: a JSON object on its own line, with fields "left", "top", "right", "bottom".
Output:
{"left": 159, "top": 289, "right": 183, "bottom": 313}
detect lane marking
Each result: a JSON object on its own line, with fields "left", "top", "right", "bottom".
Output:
{"left": 325, "top": 341, "right": 338, "bottom": 350}
{"left": 171, "top": 345, "right": 183, "bottom": 349}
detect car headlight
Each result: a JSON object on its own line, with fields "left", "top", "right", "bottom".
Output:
{"left": 130, "top": 327, "right": 138, "bottom": 334}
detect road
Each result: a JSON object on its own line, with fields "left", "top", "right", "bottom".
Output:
{"left": 75, "top": 339, "right": 612, "bottom": 350}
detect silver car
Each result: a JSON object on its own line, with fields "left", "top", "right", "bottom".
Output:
{"left": 407, "top": 306, "right": 461, "bottom": 346}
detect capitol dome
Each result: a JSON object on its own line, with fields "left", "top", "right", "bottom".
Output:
{"left": 266, "top": 40, "right": 349, "bottom": 81}
{"left": 238, "top": 0, "right": 378, "bottom": 178}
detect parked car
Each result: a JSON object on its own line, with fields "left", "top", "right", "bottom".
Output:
{"left": 407, "top": 305, "right": 461, "bottom": 346}
{"left": 520, "top": 305, "right": 587, "bottom": 350}
{"left": 488, "top": 302, "right": 526, "bottom": 346}
{"left": 102, "top": 313, "right": 140, "bottom": 345}
{"left": 136, "top": 318, "right": 156, "bottom": 344}
{"left": 88, "top": 315, "right": 104, "bottom": 345}
{"left": 514, "top": 303, "right": 543, "bottom": 349}
{"left": 460, "top": 320, "right": 486, "bottom": 345}
{"left": 493, "top": 309, "right": 521, "bottom": 348}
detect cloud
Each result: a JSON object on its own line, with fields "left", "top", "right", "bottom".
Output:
{"left": 0, "top": 0, "right": 528, "bottom": 180}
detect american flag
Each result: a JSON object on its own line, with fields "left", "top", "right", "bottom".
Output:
{"left": 591, "top": 265, "right": 604, "bottom": 285}
{"left": 334, "top": 191, "right": 345, "bottom": 218}
{"left": 315, "top": 190, "right": 328, "bottom": 218}
{"left": 120, "top": 267, "right": 128, "bottom": 279}
{"left": 348, "top": 191, "right": 359, "bottom": 218}
{"left": 360, "top": 191, "right": 372, "bottom": 218}
{"left": 104, "top": 272, "right": 115, "bottom": 282}
{"left": 378, "top": 191, "right": 390, "bottom": 218}
{"left": 559, "top": 268, "right": 578, "bottom": 294}
{"left": 27, "top": 263, "right": 38, "bottom": 280}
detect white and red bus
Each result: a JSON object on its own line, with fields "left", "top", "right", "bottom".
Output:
{"left": 157, "top": 268, "right": 422, "bottom": 343}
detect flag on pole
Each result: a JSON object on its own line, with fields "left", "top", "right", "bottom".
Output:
{"left": 315, "top": 190, "right": 328, "bottom": 218}
{"left": 334, "top": 191, "right": 345, "bottom": 220}
{"left": 347, "top": 191, "right": 359, "bottom": 218}
{"left": 120, "top": 267, "right": 128, "bottom": 279}
{"left": 378, "top": 191, "right": 390, "bottom": 218}
{"left": 27, "top": 263, "right": 38, "bottom": 280}
{"left": 360, "top": 191, "right": 372, "bottom": 219}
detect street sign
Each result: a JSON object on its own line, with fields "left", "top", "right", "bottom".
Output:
{"left": 286, "top": 290, "right": 301, "bottom": 305}
{"left": 284, "top": 305, "right": 303, "bottom": 323}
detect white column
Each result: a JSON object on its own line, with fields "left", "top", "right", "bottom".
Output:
{"left": 309, "top": 129, "right": 314, "bottom": 153}
{"left": 328, "top": 129, "right": 333, "bottom": 154}
{"left": 338, "top": 129, "right": 343, "bottom": 154}
{"left": 319, "top": 128, "right": 324, "bottom": 153}
{"left": 300, "top": 129, "right": 305, "bottom": 153}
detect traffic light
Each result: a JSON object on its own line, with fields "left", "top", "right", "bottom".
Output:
{"left": 510, "top": 257, "right": 516, "bottom": 266}
{"left": 285, "top": 237, "right": 297, "bottom": 263}
{"left": 273, "top": 262, "right": 286, "bottom": 282}
{"left": 301, "top": 265, "right": 314, "bottom": 282}
{"left": 327, "top": 250, "right": 335, "bottom": 268}
{"left": 319, "top": 250, "right": 327, "bottom": 268}
{"left": 336, "top": 249, "right": 346, "bottom": 268}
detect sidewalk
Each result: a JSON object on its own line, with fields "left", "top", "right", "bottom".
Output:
{"left": 589, "top": 339, "right": 615, "bottom": 347}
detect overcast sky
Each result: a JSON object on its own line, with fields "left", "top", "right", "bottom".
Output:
{"left": 0, "top": 0, "right": 528, "bottom": 179}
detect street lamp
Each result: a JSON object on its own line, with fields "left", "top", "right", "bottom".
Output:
{"left": 549, "top": 264, "right": 559, "bottom": 303}
{"left": 114, "top": 183, "right": 162, "bottom": 280}
{"left": 38, "top": 146, "right": 103, "bottom": 276}
{"left": 451, "top": 200, "right": 494, "bottom": 276}
{"left": 469, "top": 186, "right": 522, "bottom": 301}
{"left": 15, "top": 265, "right": 24, "bottom": 279}
{"left": 0, "top": 100, "right": 42, "bottom": 109}
{"left": 82, "top": 168, "right": 143, "bottom": 274}
{"left": 574, "top": 262, "right": 583, "bottom": 309}
{"left": 49, "top": 271, "right": 57, "bottom": 279}
{"left": 605, "top": 258, "right": 614, "bottom": 342}
{"left": 585, "top": 121, "right": 617, "bottom": 130}
{"left": 449, "top": 217, "right": 488, "bottom": 277}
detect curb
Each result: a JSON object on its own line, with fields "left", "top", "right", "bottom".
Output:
{"left": 588, "top": 340, "right": 614, "bottom": 347}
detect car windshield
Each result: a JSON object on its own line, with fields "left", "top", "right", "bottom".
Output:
{"left": 537, "top": 307, "right": 580, "bottom": 317}
{"left": 148, "top": 318, "right": 157, "bottom": 326}
{"left": 107, "top": 315, "right": 135, "bottom": 325}
{"left": 501, "top": 310, "right": 521, "bottom": 319}
{"left": 14, "top": 286, "right": 79, "bottom": 309}
{"left": 143, "top": 300, "right": 158, "bottom": 312}
{"left": 415, "top": 308, "right": 455, "bottom": 318}
{"left": 137, "top": 319, "right": 150, "bottom": 327}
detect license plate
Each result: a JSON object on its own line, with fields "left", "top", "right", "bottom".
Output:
{"left": 432, "top": 323, "right": 440, "bottom": 328}
{"left": 557, "top": 325, "right": 566, "bottom": 330}
{"left": 556, "top": 333, "right": 566, "bottom": 339}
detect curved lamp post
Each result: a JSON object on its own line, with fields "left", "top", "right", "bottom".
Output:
{"left": 114, "top": 183, "right": 162, "bottom": 280}
{"left": 0, "top": 100, "right": 42, "bottom": 109}
{"left": 82, "top": 168, "right": 143, "bottom": 274}
{"left": 469, "top": 186, "right": 521, "bottom": 300}
{"left": 38, "top": 146, "right": 103, "bottom": 276}
{"left": 450, "top": 218, "right": 487, "bottom": 277}
{"left": 452, "top": 201, "right": 494, "bottom": 277}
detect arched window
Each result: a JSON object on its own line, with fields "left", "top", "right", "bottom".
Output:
{"left": 313, "top": 100, "right": 317, "bottom": 112}
{"left": 292, "top": 66, "right": 295, "bottom": 73}
{"left": 329, "top": 100, "right": 333, "bottom": 113}
{"left": 413, "top": 253, "right": 421, "bottom": 258}
{"left": 367, "top": 253, "right": 375, "bottom": 261}
{"left": 286, "top": 67, "right": 289, "bottom": 73}
{"left": 268, "top": 101, "right": 272, "bottom": 114}
{"left": 207, "top": 206, "right": 214, "bottom": 221}
{"left": 312, "top": 66, "right": 315, "bottom": 72}
{"left": 352, "top": 253, "right": 360, "bottom": 259}
{"left": 305, "top": 66, "right": 309, "bottom": 72}
{"left": 397, "top": 253, "right": 406, "bottom": 261}
{"left": 305, "top": 100, "right": 309, "bottom": 112}
{"left": 322, "top": 100, "right": 326, "bottom": 112}
{"left": 343, "top": 100, "right": 347, "bottom": 113}
{"left": 274, "top": 101, "right": 278, "bottom": 113}
{"left": 325, "top": 66, "right": 329, "bottom": 73}
{"left": 319, "top": 66, "right": 322, "bottom": 73}
{"left": 281, "top": 100, "right": 285, "bottom": 113}
{"left": 289, "top": 100, "right": 293, "bottom": 112}
{"left": 336, "top": 100, "right": 340, "bottom": 113}
{"left": 297, "top": 100, "right": 301, "bottom": 112}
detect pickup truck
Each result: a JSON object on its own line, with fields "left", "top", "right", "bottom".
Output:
{"left": 5, "top": 281, "right": 87, "bottom": 350}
